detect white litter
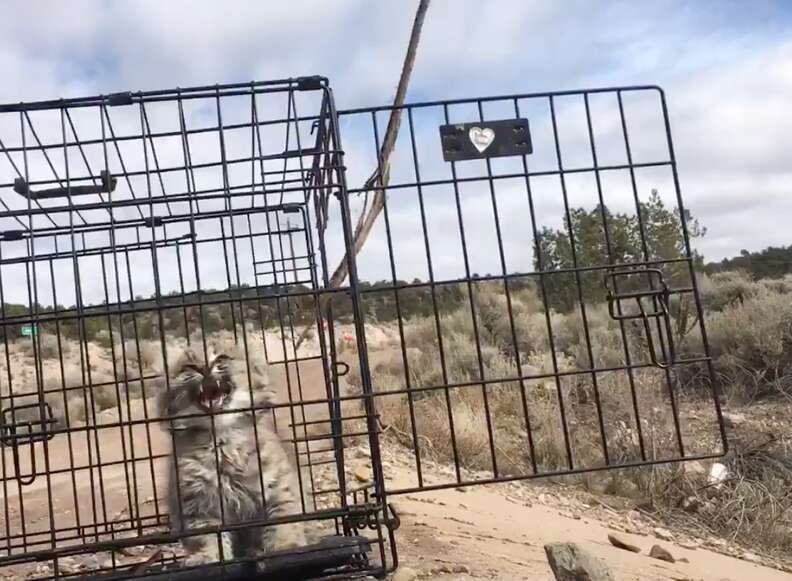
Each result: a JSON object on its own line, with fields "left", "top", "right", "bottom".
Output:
{"left": 708, "top": 462, "right": 729, "bottom": 488}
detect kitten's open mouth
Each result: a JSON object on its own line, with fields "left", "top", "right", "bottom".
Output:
{"left": 197, "top": 392, "right": 229, "bottom": 412}
{"left": 197, "top": 379, "right": 232, "bottom": 412}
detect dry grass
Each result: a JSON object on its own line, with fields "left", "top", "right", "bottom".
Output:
{"left": 706, "top": 284, "right": 792, "bottom": 402}
{"left": 10, "top": 334, "right": 71, "bottom": 359}
{"left": 351, "top": 282, "right": 692, "bottom": 480}
{"left": 344, "top": 273, "right": 792, "bottom": 555}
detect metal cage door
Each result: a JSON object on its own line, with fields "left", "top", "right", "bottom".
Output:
{"left": 337, "top": 85, "right": 728, "bottom": 496}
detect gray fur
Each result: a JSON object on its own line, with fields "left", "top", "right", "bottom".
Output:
{"left": 159, "top": 344, "right": 306, "bottom": 567}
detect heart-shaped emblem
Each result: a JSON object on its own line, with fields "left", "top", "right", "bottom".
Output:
{"left": 468, "top": 126, "right": 495, "bottom": 153}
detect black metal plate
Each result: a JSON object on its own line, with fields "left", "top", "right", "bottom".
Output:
{"left": 439, "top": 118, "right": 532, "bottom": 161}
{"left": 78, "top": 535, "right": 372, "bottom": 581}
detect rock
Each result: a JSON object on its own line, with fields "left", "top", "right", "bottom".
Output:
{"left": 607, "top": 534, "right": 641, "bottom": 554}
{"left": 119, "top": 544, "right": 146, "bottom": 557}
{"left": 55, "top": 558, "right": 81, "bottom": 575}
{"left": 649, "top": 544, "right": 675, "bottom": 563}
{"left": 354, "top": 466, "right": 372, "bottom": 483}
{"left": 682, "top": 460, "right": 707, "bottom": 476}
{"left": 653, "top": 527, "right": 674, "bottom": 541}
{"left": 742, "top": 552, "right": 761, "bottom": 563}
{"left": 681, "top": 496, "right": 701, "bottom": 513}
{"left": 705, "top": 537, "right": 728, "bottom": 550}
{"left": 391, "top": 566, "right": 419, "bottom": 581}
{"left": 722, "top": 411, "right": 746, "bottom": 428}
{"left": 544, "top": 542, "right": 615, "bottom": 581}
{"left": 676, "top": 540, "right": 699, "bottom": 550}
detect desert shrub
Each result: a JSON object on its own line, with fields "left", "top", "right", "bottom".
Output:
{"left": 42, "top": 367, "right": 90, "bottom": 426}
{"left": 707, "top": 287, "right": 792, "bottom": 401}
{"left": 699, "top": 270, "right": 756, "bottom": 312}
{"left": 12, "top": 334, "right": 71, "bottom": 360}
{"left": 113, "top": 339, "right": 163, "bottom": 380}
{"left": 757, "top": 274, "right": 792, "bottom": 295}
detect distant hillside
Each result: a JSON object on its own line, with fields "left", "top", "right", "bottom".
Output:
{"left": 706, "top": 245, "right": 792, "bottom": 279}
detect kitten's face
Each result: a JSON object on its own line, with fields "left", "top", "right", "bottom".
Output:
{"left": 161, "top": 345, "right": 275, "bottom": 431}
{"left": 175, "top": 353, "right": 237, "bottom": 413}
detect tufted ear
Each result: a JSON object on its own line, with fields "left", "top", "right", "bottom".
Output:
{"left": 170, "top": 347, "right": 202, "bottom": 377}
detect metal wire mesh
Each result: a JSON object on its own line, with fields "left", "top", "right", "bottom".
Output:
{"left": 336, "top": 86, "right": 727, "bottom": 494}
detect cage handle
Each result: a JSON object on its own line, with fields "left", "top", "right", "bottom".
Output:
{"left": 1, "top": 402, "right": 56, "bottom": 486}
{"left": 604, "top": 268, "right": 677, "bottom": 369}
{"left": 637, "top": 295, "right": 676, "bottom": 369}
{"left": 13, "top": 170, "right": 116, "bottom": 200}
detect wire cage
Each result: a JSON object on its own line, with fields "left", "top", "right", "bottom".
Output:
{"left": 0, "top": 77, "right": 726, "bottom": 580}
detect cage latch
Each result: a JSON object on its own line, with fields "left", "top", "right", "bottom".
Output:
{"left": 296, "top": 76, "right": 325, "bottom": 91}
{"left": 0, "top": 229, "right": 25, "bottom": 241}
{"left": 605, "top": 268, "right": 676, "bottom": 369}
{"left": 105, "top": 92, "right": 134, "bottom": 106}
{"left": 0, "top": 401, "right": 57, "bottom": 486}
{"left": 14, "top": 170, "right": 117, "bottom": 200}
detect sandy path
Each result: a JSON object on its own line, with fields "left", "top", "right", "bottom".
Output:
{"left": 380, "top": 456, "right": 792, "bottom": 580}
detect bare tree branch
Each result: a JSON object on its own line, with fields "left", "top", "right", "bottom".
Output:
{"left": 329, "top": 0, "right": 431, "bottom": 288}
{"left": 296, "top": 0, "right": 431, "bottom": 351}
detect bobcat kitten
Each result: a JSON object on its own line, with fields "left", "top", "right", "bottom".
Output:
{"left": 159, "top": 344, "right": 306, "bottom": 567}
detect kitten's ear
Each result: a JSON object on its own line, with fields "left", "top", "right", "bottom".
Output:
{"left": 170, "top": 348, "right": 201, "bottom": 376}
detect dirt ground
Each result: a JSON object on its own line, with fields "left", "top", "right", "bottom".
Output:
{"left": 380, "top": 457, "right": 792, "bottom": 580}
{"left": 1, "top": 357, "right": 790, "bottom": 580}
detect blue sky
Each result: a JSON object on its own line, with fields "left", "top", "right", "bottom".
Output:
{"left": 0, "top": 0, "right": 790, "bottom": 298}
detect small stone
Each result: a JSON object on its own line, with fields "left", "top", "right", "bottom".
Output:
{"left": 653, "top": 527, "right": 674, "bottom": 541}
{"left": 649, "top": 544, "right": 675, "bottom": 563}
{"left": 391, "top": 566, "right": 419, "bottom": 581}
{"left": 56, "top": 558, "right": 81, "bottom": 574}
{"left": 119, "top": 545, "right": 146, "bottom": 557}
{"left": 354, "top": 466, "right": 372, "bottom": 483}
{"left": 676, "top": 540, "right": 699, "bottom": 550}
{"left": 705, "top": 537, "right": 728, "bottom": 550}
{"left": 722, "top": 411, "right": 746, "bottom": 428}
{"left": 544, "top": 542, "right": 615, "bottom": 581}
{"left": 682, "top": 461, "right": 707, "bottom": 476}
{"left": 681, "top": 496, "right": 701, "bottom": 513}
{"left": 742, "top": 552, "right": 760, "bottom": 563}
{"left": 607, "top": 534, "right": 641, "bottom": 554}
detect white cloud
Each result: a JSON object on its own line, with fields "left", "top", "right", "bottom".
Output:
{"left": 0, "top": 0, "right": 789, "bottom": 307}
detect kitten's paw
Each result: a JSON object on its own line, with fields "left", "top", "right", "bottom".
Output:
{"left": 182, "top": 552, "right": 215, "bottom": 567}
{"left": 268, "top": 523, "right": 306, "bottom": 552}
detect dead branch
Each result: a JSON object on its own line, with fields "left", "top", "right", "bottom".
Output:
{"left": 296, "top": 0, "right": 431, "bottom": 352}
